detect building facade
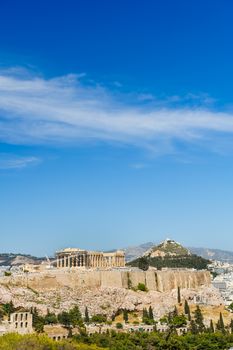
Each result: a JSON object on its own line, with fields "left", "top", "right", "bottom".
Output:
{"left": 56, "top": 248, "right": 125, "bottom": 269}
{"left": 0, "top": 311, "right": 33, "bottom": 336}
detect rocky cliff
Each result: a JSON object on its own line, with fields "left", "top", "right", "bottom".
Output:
{"left": 0, "top": 268, "right": 211, "bottom": 292}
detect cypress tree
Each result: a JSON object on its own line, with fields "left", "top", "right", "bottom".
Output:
{"left": 184, "top": 300, "right": 191, "bottom": 321}
{"left": 177, "top": 286, "right": 181, "bottom": 304}
{"left": 216, "top": 312, "right": 225, "bottom": 334}
{"left": 123, "top": 309, "right": 128, "bottom": 323}
{"left": 189, "top": 319, "right": 198, "bottom": 334}
{"left": 84, "top": 306, "right": 90, "bottom": 323}
{"left": 148, "top": 306, "right": 154, "bottom": 320}
{"left": 184, "top": 300, "right": 189, "bottom": 314}
{"left": 187, "top": 308, "right": 191, "bottom": 321}
{"left": 209, "top": 319, "right": 214, "bottom": 333}
{"left": 194, "top": 305, "right": 205, "bottom": 333}
{"left": 230, "top": 319, "right": 233, "bottom": 333}
{"left": 142, "top": 308, "right": 149, "bottom": 323}
{"left": 173, "top": 306, "right": 178, "bottom": 317}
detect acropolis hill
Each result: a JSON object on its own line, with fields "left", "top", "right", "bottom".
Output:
{"left": 0, "top": 241, "right": 211, "bottom": 293}
{"left": 0, "top": 242, "right": 218, "bottom": 320}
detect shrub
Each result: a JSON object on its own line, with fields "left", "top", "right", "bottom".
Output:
{"left": 116, "top": 322, "right": 123, "bottom": 329}
{"left": 91, "top": 314, "right": 107, "bottom": 323}
{"left": 137, "top": 283, "right": 148, "bottom": 292}
{"left": 4, "top": 271, "right": 11, "bottom": 277}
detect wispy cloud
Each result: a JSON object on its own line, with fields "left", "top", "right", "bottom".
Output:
{"left": 0, "top": 67, "right": 233, "bottom": 155}
{"left": 0, "top": 154, "right": 41, "bottom": 170}
{"left": 130, "top": 163, "right": 148, "bottom": 170}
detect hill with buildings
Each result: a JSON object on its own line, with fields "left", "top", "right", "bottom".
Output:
{"left": 123, "top": 241, "right": 233, "bottom": 263}
{"left": 143, "top": 239, "right": 191, "bottom": 257}
{"left": 128, "top": 239, "right": 211, "bottom": 270}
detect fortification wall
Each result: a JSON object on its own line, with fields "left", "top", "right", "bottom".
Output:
{"left": 0, "top": 269, "right": 211, "bottom": 292}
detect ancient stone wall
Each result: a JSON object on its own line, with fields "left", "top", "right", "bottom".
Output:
{"left": 0, "top": 269, "right": 211, "bottom": 292}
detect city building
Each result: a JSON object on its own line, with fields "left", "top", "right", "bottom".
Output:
{"left": 56, "top": 247, "right": 125, "bottom": 269}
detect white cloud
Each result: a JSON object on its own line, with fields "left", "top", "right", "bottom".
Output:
{"left": 0, "top": 67, "right": 233, "bottom": 154}
{"left": 0, "top": 155, "right": 40, "bottom": 169}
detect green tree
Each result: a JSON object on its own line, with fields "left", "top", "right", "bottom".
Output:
{"left": 194, "top": 305, "right": 205, "bottom": 333}
{"left": 91, "top": 314, "right": 107, "bottom": 323}
{"left": 138, "top": 257, "right": 149, "bottom": 271}
{"left": 230, "top": 319, "right": 233, "bottom": 333}
{"left": 184, "top": 300, "right": 191, "bottom": 321}
{"left": 44, "top": 309, "right": 57, "bottom": 325}
{"left": 116, "top": 322, "right": 123, "bottom": 329}
{"left": 32, "top": 307, "right": 44, "bottom": 333}
{"left": 216, "top": 312, "right": 225, "bottom": 334}
{"left": 173, "top": 306, "right": 178, "bottom": 317}
{"left": 184, "top": 300, "right": 189, "bottom": 314}
{"left": 209, "top": 319, "right": 214, "bottom": 333}
{"left": 142, "top": 308, "right": 149, "bottom": 323}
{"left": 189, "top": 319, "right": 198, "bottom": 334}
{"left": 58, "top": 311, "right": 71, "bottom": 327}
{"left": 0, "top": 308, "right": 4, "bottom": 321}
{"left": 177, "top": 287, "right": 181, "bottom": 304}
{"left": 69, "top": 306, "right": 83, "bottom": 327}
{"left": 2, "top": 301, "right": 14, "bottom": 316}
{"left": 171, "top": 315, "right": 187, "bottom": 328}
{"left": 123, "top": 309, "right": 128, "bottom": 323}
{"left": 148, "top": 306, "right": 154, "bottom": 321}
{"left": 84, "top": 306, "right": 90, "bottom": 323}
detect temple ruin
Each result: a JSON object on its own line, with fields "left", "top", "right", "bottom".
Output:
{"left": 56, "top": 248, "right": 125, "bottom": 269}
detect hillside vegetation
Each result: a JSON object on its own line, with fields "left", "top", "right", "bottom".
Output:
{"left": 0, "top": 333, "right": 103, "bottom": 350}
{"left": 128, "top": 240, "right": 210, "bottom": 270}
{"left": 1, "top": 332, "right": 233, "bottom": 350}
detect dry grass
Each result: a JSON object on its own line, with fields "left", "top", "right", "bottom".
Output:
{"left": 177, "top": 302, "right": 233, "bottom": 326}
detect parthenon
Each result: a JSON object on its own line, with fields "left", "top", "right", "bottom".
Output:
{"left": 56, "top": 248, "right": 125, "bottom": 269}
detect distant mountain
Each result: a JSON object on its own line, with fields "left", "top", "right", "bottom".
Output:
{"left": 124, "top": 241, "right": 233, "bottom": 264}
{"left": 0, "top": 253, "right": 44, "bottom": 267}
{"left": 123, "top": 242, "right": 154, "bottom": 262}
{"left": 188, "top": 247, "right": 233, "bottom": 263}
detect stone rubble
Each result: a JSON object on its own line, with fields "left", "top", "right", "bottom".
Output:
{"left": 0, "top": 283, "right": 223, "bottom": 319}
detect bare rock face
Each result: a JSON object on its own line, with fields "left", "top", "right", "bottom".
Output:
{"left": 0, "top": 282, "right": 223, "bottom": 319}
{"left": 0, "top": 267, "right": 213, "bottom": 318}
{"left": 0, "top": 268, "right": 211, "bottom": 293}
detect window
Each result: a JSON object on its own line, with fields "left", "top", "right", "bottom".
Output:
{"left": 20, "top": 314, "right": 23, "bottom": 321}
{"left": 25, "top": 313, "right": 28, "bottom": 320}
{"left": 25, "top": 322, "right": 28, "bottom": 328}
{"left": 15, "top": 314, "right": 18, "bottom": 321}
{"left": 20, "top": 322, "right": 23, "bottom": 328}
{"left": 15, "top": 322, "right": 18, "bottom": 328}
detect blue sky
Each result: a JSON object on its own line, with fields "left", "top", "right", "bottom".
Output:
{"left": 1, "top": 0, "right": 233, "bottom": 256}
